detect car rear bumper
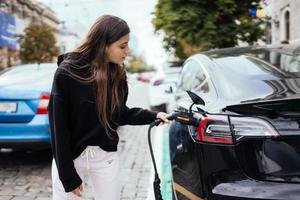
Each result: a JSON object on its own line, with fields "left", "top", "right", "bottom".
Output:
{"left": 211, "top": 179, "right": 300, "bottom": 200}
{"left": 199, "top": 143, "right": 300, "bottom": 200}
{"left": 0, "top": 115, "right": 51, "bottom": 149}
{"left": 0, "top": 140, "right": 50, "bottom": 149}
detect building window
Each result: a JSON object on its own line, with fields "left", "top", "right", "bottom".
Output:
{"left": 284, "top": 11, "right": 290, "bottom": 41}
{"left": 280, "top": 7, "right": 290, "bottom": 43}
{"left": 22, "top": 9, "right": 28, "bottom": 18}
{"left": 11, "top": 5, "right": 17, "bottom": 14}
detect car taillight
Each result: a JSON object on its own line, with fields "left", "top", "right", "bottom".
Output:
{"left": 197, "top": 115, "right": 233, "bottom": 144}
{"left": 137, "top": 76, "right": 150, "bottom": 83}
{"left": 263, "top": 117, "right": 300, "bottom": 136}
{"left": 36, "top": 93, "right": 50, "bottom": 114}
{"left": 230, "top": 116, "right": 279, "bottom": 141}
{"left": 196, "top": 115, "right": 279, "bottom": 144}
{"left": 153, "top": 79, "right": 164, "bottom": 86}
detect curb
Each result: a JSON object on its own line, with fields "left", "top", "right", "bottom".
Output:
{"left": 146, "top": 125, "right": 172, "bottom": 200}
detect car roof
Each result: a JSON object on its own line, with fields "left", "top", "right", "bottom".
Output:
{"left": 0, "top": 63, "right": 57, "bottom": 88}
{"left": 13, "top": 63, "right": 57, "bottom": 68}
{"left": 201, "top": 44, "right": 300, "bottom": 58}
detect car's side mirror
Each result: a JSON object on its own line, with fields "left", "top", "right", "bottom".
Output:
{"left": 165, "top": 86, "right": 173, "bottom": 94}
{"left": 187, "top": 91, "right": 205, "bottom": 106}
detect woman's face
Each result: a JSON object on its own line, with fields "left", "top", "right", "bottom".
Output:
{"left": 106, "top": 34, "right": 130, "bottom": 65}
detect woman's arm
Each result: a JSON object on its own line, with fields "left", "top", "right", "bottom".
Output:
{"left": 118, "top": 82, "right": 169, "bottom": 125}
{"left": 118, "top": 105, "right": 158, "bottom": 125}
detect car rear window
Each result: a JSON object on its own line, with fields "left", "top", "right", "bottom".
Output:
{"left": 207, "top": 47, "right": 300, "bottom": 78}
{"left": 214, "top": 56, "right": 286, "bottom": 76}
{"left": 0, "top": 64, "right": 57, "bottom": 85}
{"left": 214, "top": 55, "right": 300, "bottom": 79}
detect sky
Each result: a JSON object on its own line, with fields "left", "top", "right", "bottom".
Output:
{"left": 37, "top": 0, "right": 169, "bottom": 70}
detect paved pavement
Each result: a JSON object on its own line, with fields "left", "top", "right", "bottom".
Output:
{"left": 0, "top": 148, "right": 52, "bottom": 200}
{"left": 0, "top": 125, "right": 156, "bottom": 200}
{"left": 0, "top": 80, "right": 163, "bottom": 200}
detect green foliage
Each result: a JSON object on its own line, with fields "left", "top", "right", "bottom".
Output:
{"left": 153, "top": 0, "right": 265, "bottom": 58}
{"left": 20, "top": 23, "right": 59, "bottom": 64}
{"left": 126, "top": 55, "right": 154, "bottom": 73}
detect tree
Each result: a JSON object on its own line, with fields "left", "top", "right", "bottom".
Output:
{"left": 125, "top": 55, "right": 154, "bottom": 73}
{"left": 20, "top": 23, "right": 59, "bottom": 64}
{"left": 153, "top": 0, "right": 265, "bottom": 58}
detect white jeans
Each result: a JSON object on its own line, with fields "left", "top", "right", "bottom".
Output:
{"left": 52, "top": 146, "right": 120, "bottom": 200}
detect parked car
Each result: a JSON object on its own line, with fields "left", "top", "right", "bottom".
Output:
{"left": 148, "top": 70, "right": 181, "bottom": 113}
{"left": 136, "top": 71, "right": 156, "bottom": 83}
{"left": 0, "top": 63, "right": 57, "bottom": 150}
{"left": 138, "top": 62, "right": 183, "bottom": 113}
{"left": 169, "top": 44, "right": 300, "bottom": 200}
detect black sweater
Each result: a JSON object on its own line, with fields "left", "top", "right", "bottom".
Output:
{"left": 48, "top": 53, "right": 157, "bottom": 192}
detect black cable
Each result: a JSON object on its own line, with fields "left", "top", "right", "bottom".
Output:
{"left": 148, "top": 122, "right": 159, "bottom": 175}
{"left": 148, "top": 113, "right": 199, "bottom": 200}
{"left": 148, "top": 121, "right": 163, "bottom": 200}
{"left": 148, "top": 113, "right": 179, "bottom": 200}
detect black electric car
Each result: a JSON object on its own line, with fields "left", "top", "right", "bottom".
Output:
{"left": 169, "top": 44, "right": 300, "bottom": 200}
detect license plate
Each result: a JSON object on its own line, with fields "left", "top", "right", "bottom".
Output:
{"left": 0, "top": 102, "right": 17, "bottom": 113}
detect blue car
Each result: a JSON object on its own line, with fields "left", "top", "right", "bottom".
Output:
{"left": 0, "top": 63, "right": 57, "bottom": 150}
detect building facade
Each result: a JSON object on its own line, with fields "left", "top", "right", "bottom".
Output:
{"left": 264, "top": 0, "right": 300, "bottom": 45}
{"left": 0, "top": 0, "right": 59, "bottom": 69}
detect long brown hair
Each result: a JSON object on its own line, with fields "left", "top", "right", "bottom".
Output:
{"left": 71, "top": 15, "right": 129, "bottom": 138}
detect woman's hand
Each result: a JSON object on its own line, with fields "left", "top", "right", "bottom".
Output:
{"left": 156, "top": 112, "right": 169, "bottom": 124}
{"left": 72, "top": 184, "right": 83, "bottom": 197}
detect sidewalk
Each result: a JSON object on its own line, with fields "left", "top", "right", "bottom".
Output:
{"left": 73, "top": 125, "right": 155, "bottom": 200}
{"left": 119, "top": 125, "right": 154, "bottom": 199}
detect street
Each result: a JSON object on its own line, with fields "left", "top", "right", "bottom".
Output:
{"left": 1, "top": 1, "right": 300, "bottom": 200}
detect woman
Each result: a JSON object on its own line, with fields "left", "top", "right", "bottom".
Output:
{"left": 48, "top": 15, "right": 168, "bottom": 200}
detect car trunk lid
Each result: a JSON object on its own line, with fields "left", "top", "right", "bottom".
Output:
{"left": 225, "top": 98, "right": 300, "bottom": 183}
{"left": 0, "top": 88, "right": 43, "bottom": 123}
